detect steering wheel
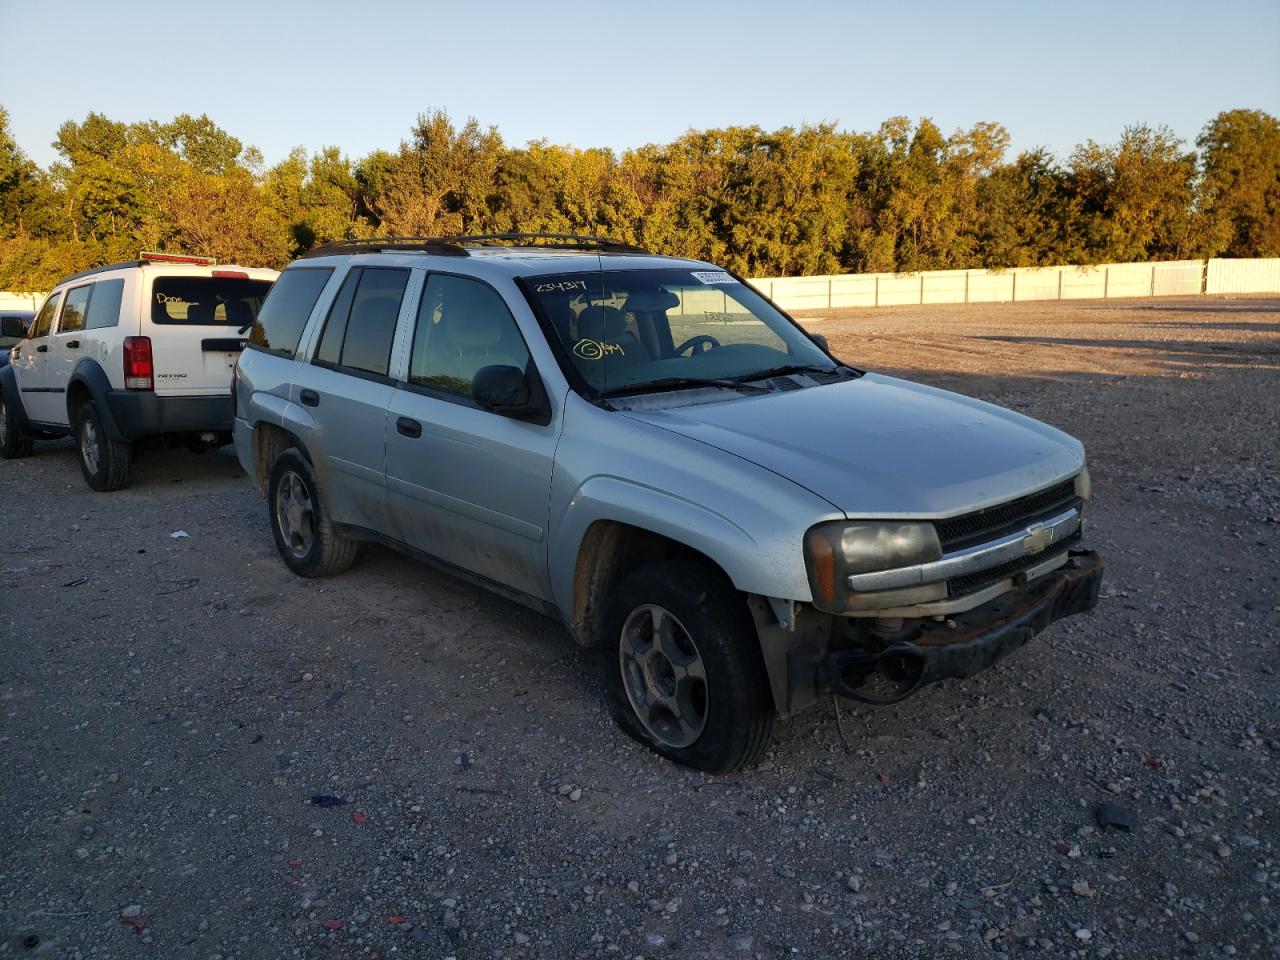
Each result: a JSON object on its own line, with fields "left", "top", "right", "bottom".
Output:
{"left": 674, "top": 334, "right": 721, "bottom": 357}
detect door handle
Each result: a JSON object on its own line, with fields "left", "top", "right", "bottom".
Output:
{"left": 36, "top": 344, "right": 47, "bottom": 353}
{"left": 396, "top": 416, "right": 422, "bottom": 439}
{"left": 66, "top": 340, "right": 80, "bottom": 349}
{"left": 299, "top": 389, "right": 320, "bottom": 407}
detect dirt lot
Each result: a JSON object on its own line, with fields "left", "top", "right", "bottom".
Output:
{"left": 2, "top": 295, "right": 1277, "bottom": 959}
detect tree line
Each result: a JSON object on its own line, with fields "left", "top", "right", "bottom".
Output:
{"left": 1, "top": 105, "right": 1277, "bottom": 289}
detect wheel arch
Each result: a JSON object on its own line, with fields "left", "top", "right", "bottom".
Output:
{"left": 0, "top": 365, "right": 30, "bottom": 431}
{"left": 67, "top": 359, "right": 124, "bottom": 440}
{"left": 565, "top": 517, "right": 744, "bottom": 649}
{"left": 250, "top": 420, "right": 312, "bottom": 496}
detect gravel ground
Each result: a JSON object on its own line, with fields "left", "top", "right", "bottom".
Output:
{"left": 2, "top": 295, "right": 1277, "bottom": 959}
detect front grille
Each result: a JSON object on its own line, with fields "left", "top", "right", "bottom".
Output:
{"left": 935, "top": 478, "right": 1078, "bottom": 551}
{"left": 947, "top": 529, "right": 1082, "bottom": 596}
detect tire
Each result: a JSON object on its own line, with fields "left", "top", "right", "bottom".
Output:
{"left": 267, "top": 447, "right": 358, "bottom": 578}
{"left": 0, "top": 392, "right": 33, "bottom": 459}
{"left": 600, "top": 559, "right": 776, "bottom": 773}
{"left": 76, "top": 401, "right": 132, "bottom": 491}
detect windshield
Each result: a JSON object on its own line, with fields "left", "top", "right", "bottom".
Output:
{"left": 520, "top": 268, "right": 834, "bottom": 395}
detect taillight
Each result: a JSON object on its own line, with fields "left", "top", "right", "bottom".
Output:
{"left": 212, "top": 269, "right": 249, "bottom": 279}
{"left": 124, "top": 336, "right": 153, "bottom": 390}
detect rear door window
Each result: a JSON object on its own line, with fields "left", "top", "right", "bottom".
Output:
{"left": 151, "top": 276, "right": 272, "bottom": 326}
{"left": 58, "top": 285, "right": 93, "bottom": 333}
{"left": 248, "top": 267, "right": 332, "bottom": 357}
{"left": 316, "top": 267, "right": 409, "bottom": 378}
{"left": 84, "top": 278, "right": 125, "bottom": 330}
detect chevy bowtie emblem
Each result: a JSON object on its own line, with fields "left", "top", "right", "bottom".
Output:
{"left": 1023, "top": 523, "right": 1053, "bottom": 554}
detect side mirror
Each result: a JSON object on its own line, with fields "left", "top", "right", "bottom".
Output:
{"left": 1, "top": 316, "right": 28, "bottom": 339}
{"left": 472, "top": 364, "right": 546, "bottom": 421}
{"left": 810, "top": 332, "right": 830, "bottom": 352}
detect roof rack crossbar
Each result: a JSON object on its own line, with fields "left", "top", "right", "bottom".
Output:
{"left": 450, "top": 233, "right": 650, "bottom": 254}
{"left": 298, "top": 233, "right": 650, "bottom": 259}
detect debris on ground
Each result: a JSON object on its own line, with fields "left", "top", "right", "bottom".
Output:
{"left": 1096, "top": 803, "right": 1141, "bottom": 833}
{"left": 308, "top": 795, "right": 349, "bottom": 807}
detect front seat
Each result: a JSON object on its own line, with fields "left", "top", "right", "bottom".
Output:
{"left": 576, "top": 305, "right": 649, "bottom": 360}
{"left": 223, "top": 299, "right": 255, "bottom": 330}
{"left": 187, "top": 301, "right": 215, "bottom": 323}
{"left": 429, "top": 284, "right": 526, "bottom": 388}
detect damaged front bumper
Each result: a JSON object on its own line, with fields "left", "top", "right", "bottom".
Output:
{"left": 770, "top": 549, "right": 1103, "bottom": 713}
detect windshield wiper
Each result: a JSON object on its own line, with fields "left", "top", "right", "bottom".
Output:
{"left": 731, "top": 364, "right": 834, "bottom": 381}
{"left": 600, "top": 376, "right": 770, "bottom": 398}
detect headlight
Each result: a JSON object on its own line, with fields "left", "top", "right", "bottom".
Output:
{"left": 804, "top": 520, "right": 942, "bottom": 611}
{"left": 1074, "top": 464, "right": 1091, "bottom": 501}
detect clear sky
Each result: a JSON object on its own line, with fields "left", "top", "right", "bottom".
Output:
{"left": 3, "top": 0, "right": 1278, "bottom": 169}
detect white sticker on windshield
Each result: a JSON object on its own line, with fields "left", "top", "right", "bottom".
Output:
{"left": 691, "top": 270, "right": 737, "bottom": 285}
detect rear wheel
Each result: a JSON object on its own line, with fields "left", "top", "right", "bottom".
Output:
{"left": 0, "top": 393, "right": 33, "bottom": 459}
{"left": 267, "top": 448, "right": 358, "bottom": 577}
{"left": 76, "top": 401, "right": 132, "bottom": 491}
{"left": 601, "top": 559, "right": 776, "bottom": 773}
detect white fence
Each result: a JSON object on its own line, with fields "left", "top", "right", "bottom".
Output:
{"left": 749, "top": 258, "right": 1280, "bottom": 311}
{"left": 3, "top": 258, "right": 1278, "bottom": 318}
{"left": 0, "top": 291, "right": 42, "bottom": 312}
{"left": 1204, "top": 257, "right": 1280, "bottom": 294}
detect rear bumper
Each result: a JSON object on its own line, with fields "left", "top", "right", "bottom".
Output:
{"left": 794, "top": 550, "right": 1103, "bottom": 706}
{"left": 105, "top": 391, "right": 232, "bottom": 441}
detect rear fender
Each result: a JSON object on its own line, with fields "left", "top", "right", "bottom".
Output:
{"left": 247, "top": 389, "right": 328, "bottom": 482}
{"left": 67, "top": 359, "right": 124, "bottom": 440}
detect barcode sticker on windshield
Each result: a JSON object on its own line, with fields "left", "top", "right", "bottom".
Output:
{"left": 691, "top": 271, "right": 737, "bottom": 285}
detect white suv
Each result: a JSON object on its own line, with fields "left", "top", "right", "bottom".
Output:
{"left": 0, "top": 253, "right": 278, "bottom": 490}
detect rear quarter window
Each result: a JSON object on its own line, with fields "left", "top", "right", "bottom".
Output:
{"left": 151, "top": 276, "right": 272, "bottom": 326}
{"left": 248, "top": 268, "right": 333, "bottom": 357}
{"left": 84, "top": 278, "right": 125, "bottom": 330}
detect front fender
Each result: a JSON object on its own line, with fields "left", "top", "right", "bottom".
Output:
{"left": 549, "top": 474, "right": 813, "bottom": 621}
{"left": 0, "top": 365, "right": 30, "bottom": 431}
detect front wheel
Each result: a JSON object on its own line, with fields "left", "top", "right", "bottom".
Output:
{"left": 76, "top": 401, "right": 132, "bottom": 491}
{"left": 601, "top": 559, "right": 776, "bottom": 773}
{"left": 0, "top": 392, "right": 33, "bottom": 459}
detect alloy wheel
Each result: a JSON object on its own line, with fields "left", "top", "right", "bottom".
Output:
{"left": 275, "top": 470, "right": 315, "bottom": 559}
{"left": 80, "top": 418, "right": 100, "bottom": 475}
{"left": 618, "top": 604, "right": 708, "bottom": 748}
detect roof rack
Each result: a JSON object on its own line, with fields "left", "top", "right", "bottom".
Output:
{"left": 60, "top": 261, "right": 147, "bottom": 284}
{"left": 298, "top": 232, "right": 649, "bottom": 259}
{"left": 452, "top": 233, "right": 650, "bottom": 254}
{"left": 299, "top": 236, "right": 469, "bottom": 259}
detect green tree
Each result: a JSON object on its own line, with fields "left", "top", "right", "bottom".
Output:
{"left": 1197, "top": 109, "right": 1280, "bottom": 257}
{"left": 1068, "top": 125, "right": 1198, "bottom": 261}
{"left": 368, "top": 110, "right": 504, "bottom": 236}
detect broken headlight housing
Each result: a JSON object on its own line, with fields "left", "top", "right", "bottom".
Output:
{"left": 804, "top": 520, "right": 943, "bottom": 613}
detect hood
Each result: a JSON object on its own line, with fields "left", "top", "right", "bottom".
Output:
{"left": 621, "top": 373, "right": 1084, "bottom": 517}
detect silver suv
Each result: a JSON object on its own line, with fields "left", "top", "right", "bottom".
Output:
{"left": 234, "top": 234, "right": 1102, "bottom": 772}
